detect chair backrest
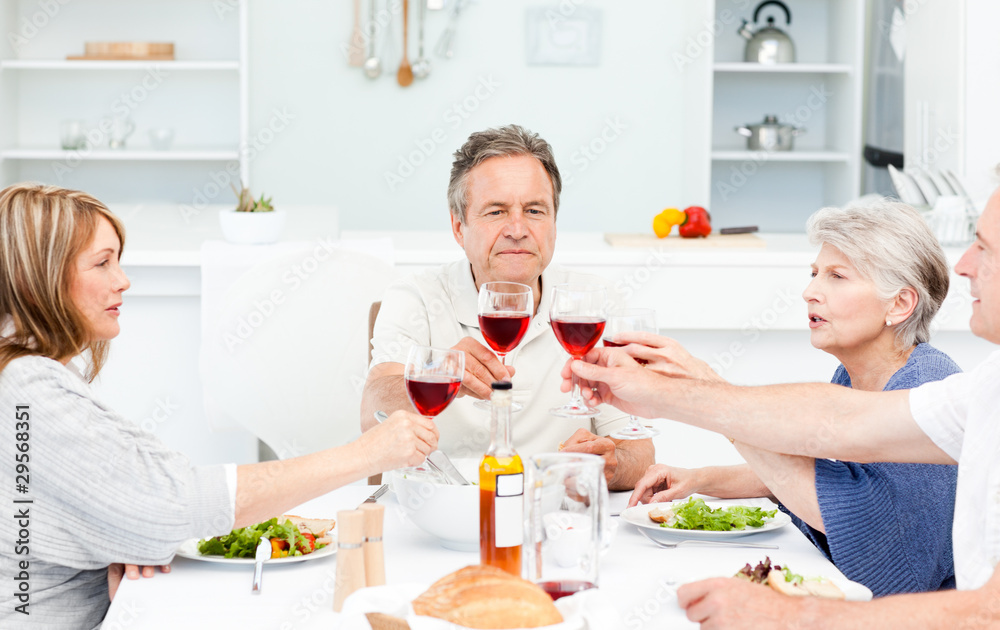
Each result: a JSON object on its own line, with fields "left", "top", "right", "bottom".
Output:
{"left": 200, "top": 247, "right": 395, "bottom": 459}
{"left": 367, "top": 300, "right": 383, "bottom": 486}
{"left": 367, "top": 301, "right": 382, "bottom": 365}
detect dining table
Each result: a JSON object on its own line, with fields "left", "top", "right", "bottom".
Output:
{"left": 103, "top": 482, "right": 862, "bottom": 629}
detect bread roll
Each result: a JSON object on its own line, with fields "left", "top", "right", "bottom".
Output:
{"left": 412, "top": 565, "right": 564, "bottom": 629}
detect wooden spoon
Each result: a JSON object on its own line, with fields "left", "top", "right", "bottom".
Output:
{"left": 396, "top": 0, "right": 414, "bottom": 86}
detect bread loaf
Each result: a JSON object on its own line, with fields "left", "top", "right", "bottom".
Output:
{"left": 412, "top": 565, "right": 563, "bottom": 629}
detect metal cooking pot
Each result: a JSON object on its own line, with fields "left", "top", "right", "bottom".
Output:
{"left": 735, "top": 115, "right": 805, "bottom": 151}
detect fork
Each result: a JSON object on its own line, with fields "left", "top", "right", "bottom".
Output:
{"left": 358, "top": 483, "right": 388, "bottom": 508}
{"left": 638, "top": 529, "right": 777, "bottom": 549}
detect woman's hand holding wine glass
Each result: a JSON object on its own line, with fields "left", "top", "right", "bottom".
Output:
{"left": 604, "top": 309, "right": 659, "bottom": 439}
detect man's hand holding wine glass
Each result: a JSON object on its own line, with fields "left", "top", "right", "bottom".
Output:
{"left": 448, "top": 337, "right": 515, "bottom": 400}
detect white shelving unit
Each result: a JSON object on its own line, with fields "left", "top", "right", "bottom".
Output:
{"left": 0, "top": 0, "right": 248, "bottom": 206}
{"left": 708, "top": 0, "right": 865, "bottom": 232}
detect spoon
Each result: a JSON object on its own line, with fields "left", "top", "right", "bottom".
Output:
{"left": 411, "top": 0, "right": 430, "bottom": 79}
{"left": 396, "top": 0, "right": 414, "bottom": 86}
{"left": 362, "top": 0, "right": 381, "bottom": 79}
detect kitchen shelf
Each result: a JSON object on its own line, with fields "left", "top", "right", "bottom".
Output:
{"left": 711, "top": 150, "right": 852, "bottom": 162}
{"left": 713, "top": 62, "right": 853, "bottom": 74}
{"left": 1, "top": 60, "right": 239, "bottom": 71}
{"left": 2, "top": 148, "right": 240, "bottom": 161}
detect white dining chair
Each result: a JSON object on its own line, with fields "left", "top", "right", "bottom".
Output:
{"left": 200, "top": 243, "right": 395, "bottom": 459}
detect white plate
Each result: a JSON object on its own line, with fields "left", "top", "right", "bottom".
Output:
{"left": 174, "top": 533, "right": 337, "bottom": 565}
{"left": 622, "top": 499, "right": 791, "bottom": 541}
{"left": 888, "top": 164, "right": 927, "bottom": 206}
{"left": 681, "top": 569, "right": 873, "bottom": 602}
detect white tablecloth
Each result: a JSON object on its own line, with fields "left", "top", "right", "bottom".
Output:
{"left": 104, "top": 486, "right": 851, "bottom": 630}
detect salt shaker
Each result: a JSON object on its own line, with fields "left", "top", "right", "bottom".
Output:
{"left": 359, "top": 503, "right": 386, "bottom": 586}
{"left": 333, "top": 510, "right": 366, "bottom": 612}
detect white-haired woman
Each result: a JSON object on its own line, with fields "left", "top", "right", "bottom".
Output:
{"left": 0, "top": 184, "right": 439, "bottom": 628}
{"left": 623, "top": 201, "right": 959, "bottom": 597}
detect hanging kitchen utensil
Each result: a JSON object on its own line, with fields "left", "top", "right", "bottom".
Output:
{"left": 397, "top": 0, "right": 414, "bottom": 86}
{"left": 363, "top": 0, "right": 381, "bottom": 79}
{"left": 435, "top": 0, "right": 466, "bottom": 59}
{"left": 412, "top": 0, "right": 430, "bottom": 78}
{"left": 737, "top": 0, "right": 796, "bottom": 64}
{"left": 735, "top": 115, "right": 805, "bottom": 151}
{"left": 348, "top": 0, "right": 366, "bottom": 67}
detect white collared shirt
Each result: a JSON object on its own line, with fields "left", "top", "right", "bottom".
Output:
{"left": 910, "top": 349, "right": 1000, "bottom": 590}
{"left": 371, "top": 260, "right": 630, "bottom": 459}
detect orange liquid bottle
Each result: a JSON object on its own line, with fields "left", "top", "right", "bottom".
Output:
{"left": 479, "top": 381, "right": 523, "bottom": 576}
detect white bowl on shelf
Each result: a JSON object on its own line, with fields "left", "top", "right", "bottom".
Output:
{"left": 218, "top": 209, "right": 286, "bottom": 244}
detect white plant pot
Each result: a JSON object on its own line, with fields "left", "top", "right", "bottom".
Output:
{"left": 218, "top": 209, "right": 286, "bottom": 244}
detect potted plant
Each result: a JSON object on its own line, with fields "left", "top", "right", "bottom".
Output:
{"left": 218, "top": 182, "right": 287, "bottom": 244}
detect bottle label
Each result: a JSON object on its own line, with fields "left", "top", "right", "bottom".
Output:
{"left": 494, "top": 473, "right": 524, "bottom": 548}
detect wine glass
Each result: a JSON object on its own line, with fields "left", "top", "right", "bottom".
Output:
{"left": 549, "top": 285, "right": 607, "bottom": 417}
{"left": 474, "top": 281, "right": 533, "bottom": 411}
{"left": 604, "top": 308, "right": 660, "bottom": 439}
{"left": 404, "top": 346, "right": 465, "bottom": 419}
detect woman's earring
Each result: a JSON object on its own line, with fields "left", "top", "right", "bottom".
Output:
{"left": 886, "top": 318, "right": 892, "bottom": 326}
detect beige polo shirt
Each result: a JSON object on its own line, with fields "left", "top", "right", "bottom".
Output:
{"left": 370, "top": 260, "right": 631, "bottom": 459}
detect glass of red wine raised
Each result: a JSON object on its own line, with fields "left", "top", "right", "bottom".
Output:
{"left": 404, "top": 346, "right": 465, "bottom": 421}
{"left": 604, "top": 308, "right": 660, "bottom": 439}
{"left": 474, "top": 281, "right": 533, "bottom": 411}
{"left": 549, "top": 284, "right": 607, "bottom": 417}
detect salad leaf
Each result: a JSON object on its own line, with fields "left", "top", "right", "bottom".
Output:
{"left": 659, "top": 497, "right": 777, "bottom": 531}
{"left": 197, "top": 517, "right": 324, "bottom": 559}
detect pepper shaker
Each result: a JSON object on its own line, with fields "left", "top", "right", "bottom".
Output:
{"left": 333, "top": 510, "right": 367, "bottom": 612}
{"left": 359, "top": 503, "right": 386, "bottom": 587}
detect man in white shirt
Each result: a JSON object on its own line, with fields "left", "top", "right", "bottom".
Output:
{"left": 362, "top": 124, "right": 653, "bottom": 490}
{"left": 563, "top": 185, "right": 1000, "bottom": 625}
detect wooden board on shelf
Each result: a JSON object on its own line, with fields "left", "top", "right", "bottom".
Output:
{"left": 67, "top": 54, "right": 175, "bottom": 61}
{"left": 604, "top": 233, "right": 766, "bottom": 248}
{"left": 68, "top": 41, "right": 174, "bottom": 61}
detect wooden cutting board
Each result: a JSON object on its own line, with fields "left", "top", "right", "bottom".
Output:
{"left": 604, "top": 232, "right": 766, "bottom": 248}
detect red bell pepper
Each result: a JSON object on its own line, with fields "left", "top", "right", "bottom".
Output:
{"left": 679, "top": 206, "right": 711, "bottom": 238}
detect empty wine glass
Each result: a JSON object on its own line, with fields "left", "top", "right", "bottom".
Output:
{"left": 549, "top": 285, "right": 607, "bottom": 418}
{"left": 604, "top": 308, "right": 659, "bottom": 439}
{"left": 404, "top": 346, "right": 465, "bottom": 419}
{"left": 474, "top": 281, "right": 533, "bottom": 412}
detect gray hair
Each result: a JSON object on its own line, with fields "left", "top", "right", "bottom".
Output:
{"left": 447, "top": 124, "right": 562, "bottom": 224}
{"left": 806, "top": 199, "right": 950, "bottom": 350}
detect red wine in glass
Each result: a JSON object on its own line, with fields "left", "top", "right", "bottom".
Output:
{"left": 405, "top": 375, "right": 461, "bottom": 417}
{"left": 603, "top": 338, "right": 648, "bottom": 365}
{"left": 537, "top": 579, "right": 596, "bottom": 601}
{"left": 478, "top": 313, "right": 530, "bottom": 354}
{"left": 551, "top": 317, "right": 606, "bottom": 358}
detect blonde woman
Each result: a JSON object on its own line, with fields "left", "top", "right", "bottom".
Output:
{"left": 0, "top": 184, "right": 438, "bottom": 628}
{"left": 623, "top": 201, "right": 959, "bottom": 597}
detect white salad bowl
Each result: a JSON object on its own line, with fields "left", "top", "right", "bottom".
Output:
{"left": 389, "top": 458, "right": 480, "bottom": 552}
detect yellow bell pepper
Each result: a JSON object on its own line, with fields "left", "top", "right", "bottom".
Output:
{"left": 653, "top": 208, "right": 686, "bottom": 238}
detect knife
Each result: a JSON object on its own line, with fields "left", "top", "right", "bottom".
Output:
{"left": 251, "top": 537, "right": 270, "bottom": 594}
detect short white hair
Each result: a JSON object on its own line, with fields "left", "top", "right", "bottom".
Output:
{"left": 806, "top": 200, "right": 950, "bottom": 349}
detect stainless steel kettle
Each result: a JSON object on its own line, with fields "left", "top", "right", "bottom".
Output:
{"left": 738, "top": 0, "right": 796, "bottom": 64}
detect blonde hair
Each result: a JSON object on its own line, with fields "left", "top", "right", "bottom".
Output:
{"left": 0, "top": 183, "right": 125, "bottom": 380}
{"left": 807, "top": 199, "right": 949, "bottom": 350}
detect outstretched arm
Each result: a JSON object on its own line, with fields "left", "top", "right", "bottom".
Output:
{"left": 678, "top": 566, "right": 1000, "bottom": 629}
{"left": 561, "top": 348, "right": 953, "bottom": 466}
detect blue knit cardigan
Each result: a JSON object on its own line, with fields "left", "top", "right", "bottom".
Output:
{"left": 783, "top": 343, "right": 959, "bottom": 597}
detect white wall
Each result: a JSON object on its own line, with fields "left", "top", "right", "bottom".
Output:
{"left": 246, "top": 0, "right": 714, "bottom": 233}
